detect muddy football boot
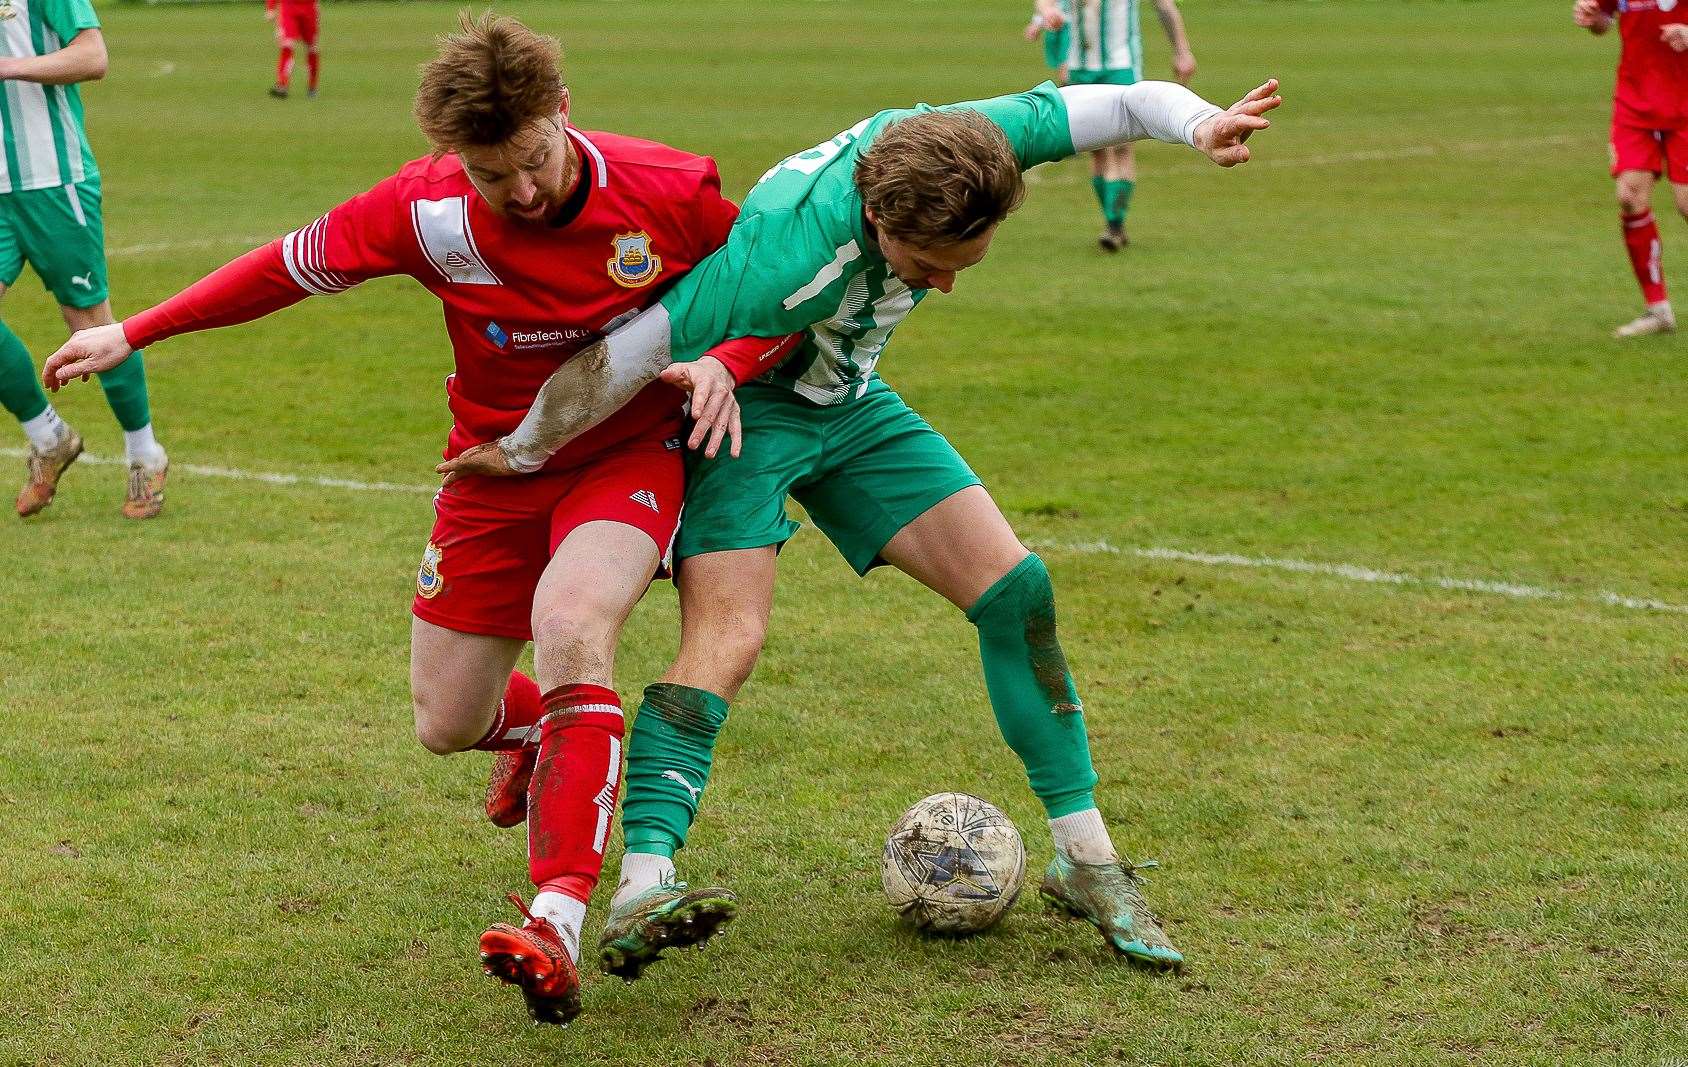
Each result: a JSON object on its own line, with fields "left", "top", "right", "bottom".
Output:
{"left": 1040, "top": 851, "right": 1184, "bottom": 972}
{"left": 122, "top": 456, "right": 168, "bottom": 519}
{"left": 16, "top": 427, "right": 82, "bottom": 517}
{"left": 597, "top": 879, "right": 737, "bottom": 981}
{"left": 485, "top": 746, "right": 535, "bottom": 828}
{"left": 478, "top": 894, "right": 581, "bottom": 1026}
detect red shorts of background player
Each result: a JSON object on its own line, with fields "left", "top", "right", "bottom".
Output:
{"left": 1610, "top": 116, "right": 1688, "bottom": 183}
{"left": 412, "top": 441, "right": 684, "bottom": 641}
{"left": 278, "top": 6, "right": 319, "bottom": 47}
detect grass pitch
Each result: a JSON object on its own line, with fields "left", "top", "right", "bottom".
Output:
{"left": 2, "top": 1, "right": 1684, "bottom": 1064}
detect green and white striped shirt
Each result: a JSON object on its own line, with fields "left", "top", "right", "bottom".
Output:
{"left": 658, "top": 84, "right": 1077, "bottom": 407}
{"left": 0, "top": 0, "right": 100, "bottom": 194}
{"left": 1065, "top": 0, "right": 1142, "bottom": 77}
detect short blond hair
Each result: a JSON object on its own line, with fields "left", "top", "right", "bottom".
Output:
{"left": 413, "top": 12, "right": 565, "bottom": 153}
{"left": 854, "top": 109, "right": 1025, "bottom": 247}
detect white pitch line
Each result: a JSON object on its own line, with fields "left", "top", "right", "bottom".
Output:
{"left": 1023, "top": 133, "right": 1583, "bottom": 184}
{"left": 0, "top": 446, "right": 433, "bottom": 496}
{"left": 106, "top": 235, "right": 272, "bottom": 258}
{"left": 3, "top": 445, "right": 1679, "bottom": 618}
{"left": 1026, "top": 539, "right": 1688, "bottom": 617}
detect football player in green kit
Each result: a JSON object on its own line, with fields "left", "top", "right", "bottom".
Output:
{"left": 0, "top": 0, "right": 167, "bottom": 518}
{"left": 1037, "top": 0, "right": 1198, "bottom": 250}
{"left": 441, "top": 74, "right": 1281, "bottom": 976}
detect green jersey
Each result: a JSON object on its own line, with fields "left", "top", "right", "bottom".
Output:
{"left": 659, "top": 82, "right": 1076, "bottom": 406}
{"left": 0, "top": 0, "right": 100, "bottom": 194}
{"left": 1065, "top": 0, "right": 1143, "bottom": 78}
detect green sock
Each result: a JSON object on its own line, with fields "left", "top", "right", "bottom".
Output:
{"left": 96, "top": 349, "right": 150, "bottom": 432}
{"left": 1091, "top": 176, "right": 1114, "bottom": 226}
{"left": 620, "top": 682, "right": 730, "bottom": 859}
{"left": 0, "top": 321, "right": 48, "bottom": 423}
{"left": 1109, "top": 179, "right": 1135, "bottom": 225}
{"left": 967, "top": 554, "right": 1098, "bottom": 819}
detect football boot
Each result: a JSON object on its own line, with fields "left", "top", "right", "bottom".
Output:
{"left": 485, "top": 746, "right": 535, "bottom": 828}
{"left": 16, "top": 426, "right": 82, "bottom": 517}
{"left": 1040, "top": 850, "right": 1183, "bottom": 972}
{"left": 122, "top": 455, "right": 168, "bottom": 520}
{"left": 478, "top": 894, "right": 581, "bottom": 1026}
{"left": 597, "top": 878, "right": 737, "bottom": 981}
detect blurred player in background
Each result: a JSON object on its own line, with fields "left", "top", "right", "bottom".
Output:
{"left": 266, "top": 0, "right": 320, "bottom": 99}
{"left": 1024, "top": 0, "right": 1070, "bottom": 84}
{"left": 442, "top": 74, "right": 1281, "bottom": 978}
{"left": 0, "top": 0, "right": 168, "bottom": 519}
{"left": 1575, "top": 0, "right": 1688, "bottom": 337}
{"left": 1036, "top": 0, "right": 1196, "bottom": 250}
{"left": 45, "top": 13, "right": 790, "bottom": 1026}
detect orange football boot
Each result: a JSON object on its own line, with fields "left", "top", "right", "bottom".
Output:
{"left": 485, "top": 746, "right": 535, "bottom": 828}
{"left": 122, "top": 456, "right": 168, "bottom": 520}
{"left": 16, "top": 428, "right": 82, "bottom": 517}
{"left": 479, "top": 894, "right": 581, "bottom": 1026}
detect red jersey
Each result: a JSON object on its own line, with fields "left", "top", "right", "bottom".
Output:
{"left": 265, "top": 0, "right": 318, "bottom": 13}
{"left": 1600, "top": 0, "right": 1688, "bottom": 125}
{"left": 125, "top": 129, "right": 793, "bottom": 473}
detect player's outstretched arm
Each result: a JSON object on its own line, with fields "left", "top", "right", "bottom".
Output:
{"left": 1059, "top": 78, "right": 1280, "bottom": 167}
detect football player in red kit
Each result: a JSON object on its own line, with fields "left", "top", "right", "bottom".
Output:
{"left": 44, "top": 14, "right": 792, "bottom": 1026}
{"left": 1575, "top": 0, "right": 1688, "bottom": 337}
{"left": 266, "top": 0, "right": 320, "bottom": 99}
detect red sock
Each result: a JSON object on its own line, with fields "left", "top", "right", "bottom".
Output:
{"left": 306, "top": 51, "right": 320, "bottom": 91}
{"left": 471, "top": 671, "right": 543, "bottom": 752}
{"left": 276, "top": 45, "right": 294, "bottom": 88}
{"left": 527, "top": 683, "right": 624, "bottom": 903}
{"left": 1622, "top": 209, "right": 1668, "bottom": 305}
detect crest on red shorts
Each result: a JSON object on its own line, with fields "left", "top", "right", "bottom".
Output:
{"left": 607, "top": 231, "right": 662, "bottom": 288}
{"left": 417, "top": 541, "right": 444, "bottom": 600}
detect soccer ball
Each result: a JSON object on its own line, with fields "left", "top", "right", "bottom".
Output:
{"left": 881, "top": 792, "right": 1026, "bottom": 935}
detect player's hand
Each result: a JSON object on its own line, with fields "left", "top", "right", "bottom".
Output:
{"left": 42, "top": 323, "right": 134, "bottom": 391}
{"left": 1023, "top": 18, "right": 1043, "bottom": 41}
{"left": 1574, "top": 0, "right": 1612, "bottom": 30}
{"left": 435, "top": 440, "right": 519, "bottom": 486}
{"left": 1173, "top": 50, "right": 1197, "bottom": 85}
{"left": 1662, "top": 23, "right": 1688, "bottom": 50}
{"left": 1192, "top": 78, "right": 1280, "bottom": 168}
{"left": 660, "top": 355, "right": 743, "bottom": 459}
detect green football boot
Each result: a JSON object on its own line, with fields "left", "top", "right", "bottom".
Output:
{"left": 1040, "top": 851, "right": 1184, "bottom": 972}
{"left": 597, "top": 879, "right": 738, "bottom": 981}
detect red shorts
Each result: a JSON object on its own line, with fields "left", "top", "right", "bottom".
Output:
{"left": 278, "top": 7, "right": 319, "bottom": 47}
{"left": 1610, "top": 116, "right": 1688, "bottom": 183}
{"left": 411, "top": 441, "right": 684, "bottom": 641}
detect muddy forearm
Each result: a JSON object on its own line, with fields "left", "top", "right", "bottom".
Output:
{"left": 499, "top": 303, "right": 675, "bottom": 472}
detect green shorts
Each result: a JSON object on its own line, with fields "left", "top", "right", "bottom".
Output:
{"left": 0, "top": 176, "right": 108, "bottom": 308}
{"left": 1042, "top": 24, "right": 1071, "bottom": 69}
{"left": 1068, "top": 68, "right": 1140, "bottom": 87}
{"left": 675, "top": 377, "right": 981, "bottom": 575}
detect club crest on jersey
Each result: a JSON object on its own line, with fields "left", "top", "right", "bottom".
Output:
{"left": 0, "top": 1, "right": 16, "bottom": 21}
{"left": 607, "top": 231, "right": 662, "bottom": 288}
{"left": 417, "top": 541, "right": 444, "bottom": 600}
